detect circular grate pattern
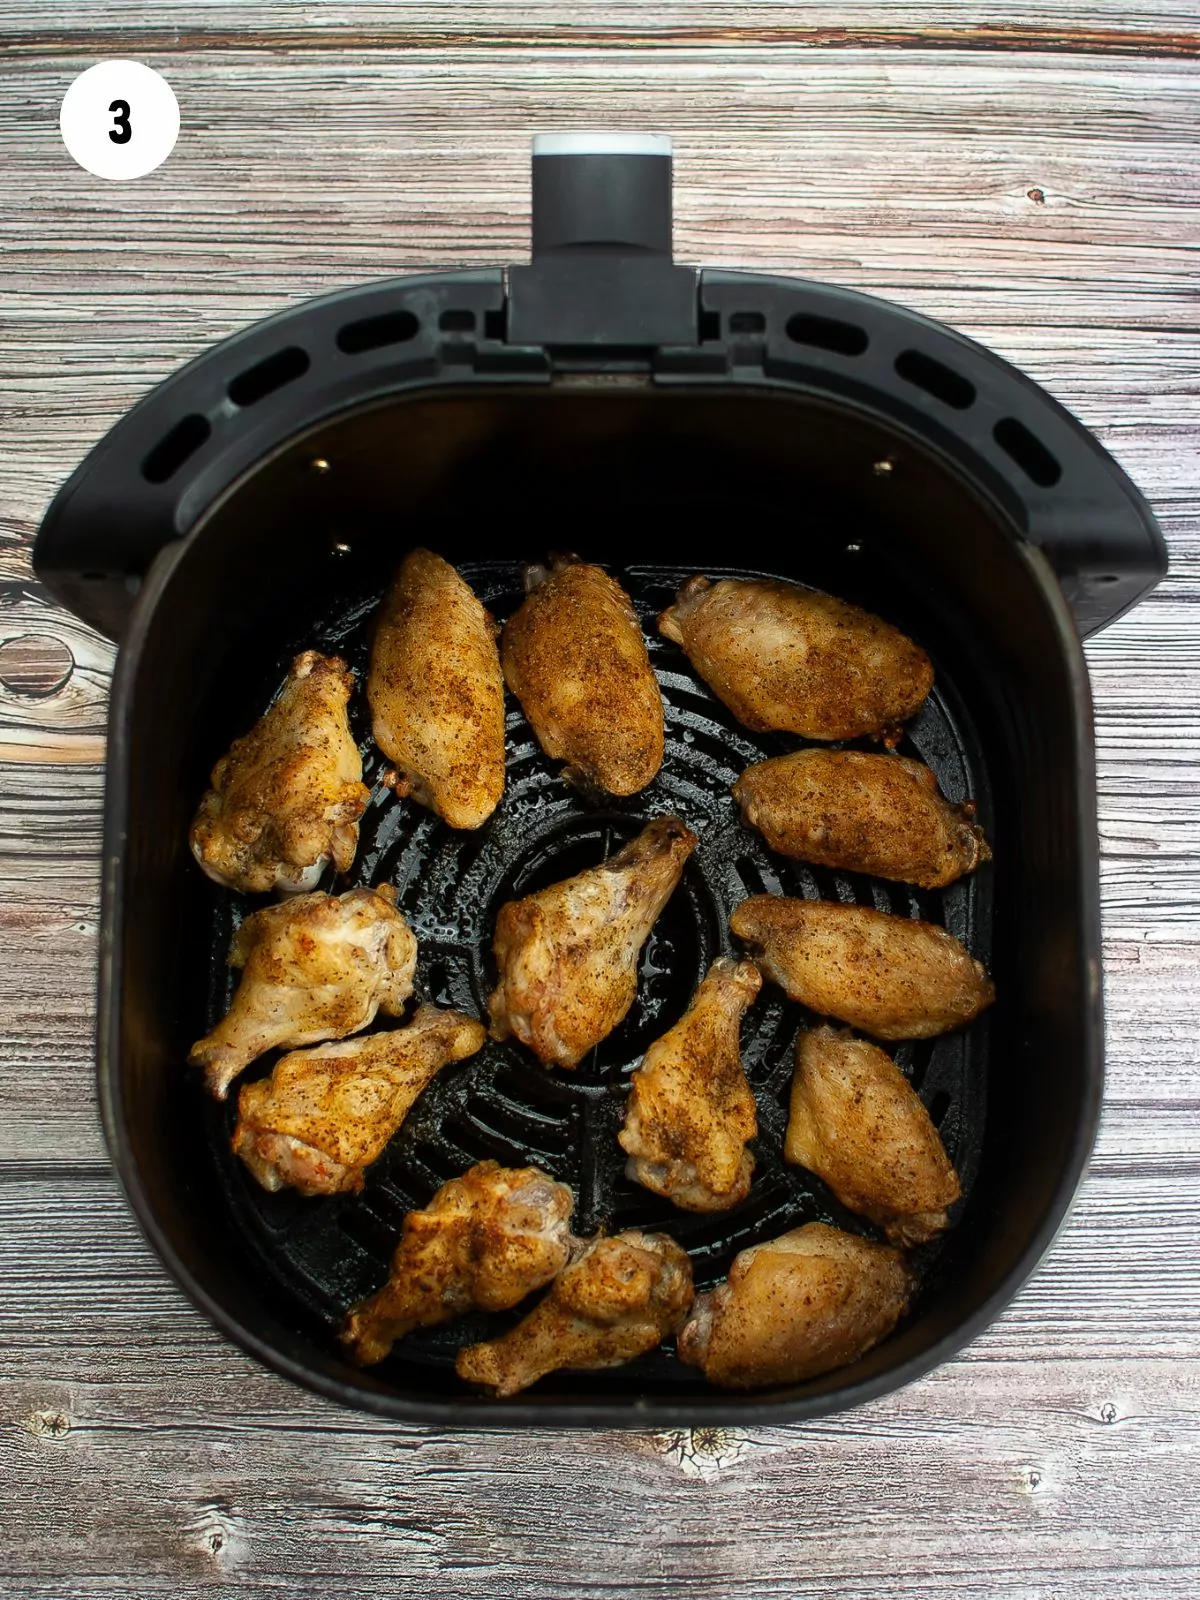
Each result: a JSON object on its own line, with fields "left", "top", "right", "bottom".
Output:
{"left": 199, "top": 561, "right": 993, "bottom": 1386}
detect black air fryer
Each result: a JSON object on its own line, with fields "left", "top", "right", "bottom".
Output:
{"left": 34, "top": 133, "right": 1166, "bottom": 1425}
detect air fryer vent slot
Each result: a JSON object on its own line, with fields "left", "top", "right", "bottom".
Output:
{"left": 141, "top": 414, "right": 211, "bottom": 484}
{"left": 336, "top": 310, "right": 420, "bottom": 354}
{"left": 439, "top": 310, "right": 476, "bottom": 333}
{"left": 994, "top": 417, "right": 1062, "bottom": 487}
{"left": 786, "top": 313, "right": 869, "bottom": 357}
{"left": 895, "top": 349, "right": 976, "bottom": 411}
{"left": 228, "top": 346, "right": 310, "bottom": 408}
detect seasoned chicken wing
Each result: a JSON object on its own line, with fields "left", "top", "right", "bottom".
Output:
{"left": 619, "top": 957, "right": 761, "bottom": 1212}
{"left": 190, "top": 650, "right": 369, "bottom": 895}
{"left": 189, "top": 884, "right": 418, "bottom": 1100}
{"left": 731, "top": 895, "right": 994, "bottom": 1040}
{"left": 501, "top": 554, "right": 664, "bottom": 795}
{"left": 489, "top": 815, "right": 697, "bottom": 1068}
{"left": 734, "top": 749, "right": 990, "bottom": 889}
{"left": 677, "top": 1222, "right": 912, "bottom": 1388}
{"left": 456, "top": 1230, "right": 693, "bottom": 1396}
{"left": 232, "top": 1005, "right": 486, "bottom": 1196}
{"left": 368, "top": 549, "right": 506, "bottom": 830}
{"left": 787, "top": 1026, "right": 960, "bottom": 1245}
{"left": 659, "top": 576, "right": 933, "bottom": 741}
{"left": 341, "top": 1161, "right": 576, "bottom": 1366}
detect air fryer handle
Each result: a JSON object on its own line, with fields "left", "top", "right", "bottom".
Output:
{"left": 507, "top": 133, "right": 698, "bottom": 347}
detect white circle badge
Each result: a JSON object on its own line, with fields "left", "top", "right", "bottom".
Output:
{"left": 60, "top": 61, "right": 179, "bottom": 181}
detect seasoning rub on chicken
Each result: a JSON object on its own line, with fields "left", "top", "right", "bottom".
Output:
{"left": 659, "top": 575, "right": 933, "bottom": 741}
{"left": 190, "top": 650, "right": 369, "bottom": 895}
{"left": 341, "top": 1161, "right": 576, "bottom": 1366}
{"left": 189, "top": 884, "right": 418, "bottom": 1100}
{"left": 489, "top": 815, "right": 697, "bottom": 1069}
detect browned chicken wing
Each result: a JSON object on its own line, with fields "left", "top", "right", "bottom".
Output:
{"left": 659, "top": 576, "right": 933, "bottom": 741}
{"left": 501, "top": 555, "right": 664, "bottom": 795}
{"left": 189, "top": 884, "right": 418, "bottom": 1100}
{"left": 489, "top": 815, "right": 697, "bottom": 1069}
{"left": 456, "top": 1230, "right": 694, "bottom": 1396}
{"left": 731, "top": 895, "right": 994, "bottom": 1040}
{"left": 341, "top": 1161, "right": 576, "bottom": 1366}
{"left": 232, "top": 1005, "right": 486, "bottom": 1196}
{"left": 619, "top": 957, "right": 761, "bottom": 1212}
{"left": 787, "top": 1026, "right": 960, "bottom": 1245}
{"left": 190, "top": 650, "right": 369, "bottom": 895}
{"left": 677, "top": 1222, "right": 912, "bottom": 1388}
{"left": 734, "top": 749, "right": 990, "bottom": 889}
{"left": 368, "top": 549, "right": 506, "bottom": 830}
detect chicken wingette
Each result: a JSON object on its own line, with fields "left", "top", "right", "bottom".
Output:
{"left": 731, "top": 895, "right": 994, "bottom": 1040}
{"left": 368, "top": 549, "right": 506, "bottom": 830}
{"left": 659, "top": 576, "right": 932, "bottom": 741}
{"left": 734, "top": 749, "right": 990, "bottom": 889}
{"left": 787, "top": 1026, "right": 960, "bottom": 1244}
{"left": 190, "top": 650, "right": 368, "bottom": 895}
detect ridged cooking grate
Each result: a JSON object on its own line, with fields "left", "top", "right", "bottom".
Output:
{"left": 199, "top": 561, "right": 993, "bottom": 1386}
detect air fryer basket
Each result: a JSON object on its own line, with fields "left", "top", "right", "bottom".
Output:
{"left": 35, "top": 137, "right": 1165, "bottom": 1424}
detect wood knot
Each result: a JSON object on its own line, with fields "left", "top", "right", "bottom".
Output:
{"left": 0, "top": 633, "right": 74, "bottom": 698}
{"left": 28, "top": 1408, "right": 71, "bottom": 1439}
{"left": 1027, "top": 187, "right": 1046, "bottom": 204}
{"left": 649, "top": 1426, "right": 748, "bottom": 1478}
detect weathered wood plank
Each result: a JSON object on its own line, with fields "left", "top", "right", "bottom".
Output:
{"left": 1, "top": 1166, "right": 1197, "bottom": 1597}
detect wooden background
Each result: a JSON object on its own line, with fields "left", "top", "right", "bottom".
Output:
{"left": 1, "top": 4, "right": 1198, "bottom": 1595}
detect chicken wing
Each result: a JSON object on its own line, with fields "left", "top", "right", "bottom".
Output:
{"left": 341, "top": 1161, "right": 576, "bottom": 1366}
{"left": 189, "top": 884, "right": 418, "bottom": 1099}
{"left": 368, "top": 549, "right": 506, "bottom": 830}
{"left": 456, "top": 1230, "right": 694, "bottom": 1396}
{"left": 734, "top": 749, "right": 990, "bottom": 889}
{"left": 787, "top": 1026, "right": 960, "bottom": 1244}
{"left": 232, "top": 1005, "right": 486, "bottom": 1196}
{"left": 659, "top": 576, "right": 933, "bottom": 741}
{"left": 488, "top": 815, "right": 697, "bottom": 1068}
{"left": 619, "top": 958, "right": 761, "bottom": 1212}
{"left": 501, "top": 554, "right": 664, "bottom": 795}
{"left": 190, "top": 650, "right": 369, "bottom": 894}
{"left": 731, "top": 895, "right": 994, "bottom": 1040}
{"left": 677, "top": 1222, "right": 912, "bottom": 1388}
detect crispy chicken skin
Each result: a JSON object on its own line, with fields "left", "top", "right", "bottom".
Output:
{"left": 456, "top": 1230, "right": 694, "bottom": 1396}
{"left": 368, "top": 549, "right": 506, "bottom": 830}
{"left": 501, "top": 555, "right": 665, "bottom": 795}
{"left": 677, "top": 1222, "right": 913, "bottom": 1388}
{"left": 341, "top": 1161, "right": 576, "bottom": 1366}
{"left": 189, "top": 885, "right": 418, "bottom": 1100}
{"left": 489, "top": 815, "right": 697, "bottom": 1069}
{"left": 190, "top": 650, "right": 369, "bottom": 895}
{"left": 787, "top": 1026, "right": 961, "bottom": 1245}
{"left": 734, "top": 749, "right": 990, "bottom": 889}
{"left": 619, "top": 958, "right": 761, "bottom": 1212}
{"left": 731, "top": 896, "right": 994, "bottom": 1040}
{"left": 232, "top": 1005, "right": 486, "bottom": 1196}
{"left": 659, "top": 576, "right": 933, "bottom": 741}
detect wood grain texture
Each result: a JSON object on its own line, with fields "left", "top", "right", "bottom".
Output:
{"left": 0, "top": 14, "right": 1198, "bottom": 1599}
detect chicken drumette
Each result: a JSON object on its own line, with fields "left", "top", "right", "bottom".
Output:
{"left": 488, "top": 815, "right": 697, "bottom": 1068}
{"left": 368, "top": 549, "right": 506, "bottom": 830}
{"left": 659, "top": 576, "right": 933, "bottom": 741}
{"left": 787, "top": 1026, "right": 961, "bottom": 1245}
{"left": 677, "top": 1222, "right": 912, "bottom": 1388}
{"left": 456, "top": 1230, "right": 694, "bottom": 1396}
{"left": 501, "top": 554, "right": 664, "bottom": 795}
{"left": 189, "top": 884, "right": 418, "bottom": 1099}
{"left": 190, "top": 650, "right": 369, "bottom": 895}
{"left": 734, "top": 749, "right": 990, "bottom": 889}
{"left": 341, "top": 1161, "right": 576, "bottom": 1366}
{"left": 232, "top": 1005, "right": 486, "bottom": 1196}
{"left": 731, "top": 895, "right": 994, "bottom": 1040}
{"left": 619, "top": 957, "right": 761, "bottom": 1212}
